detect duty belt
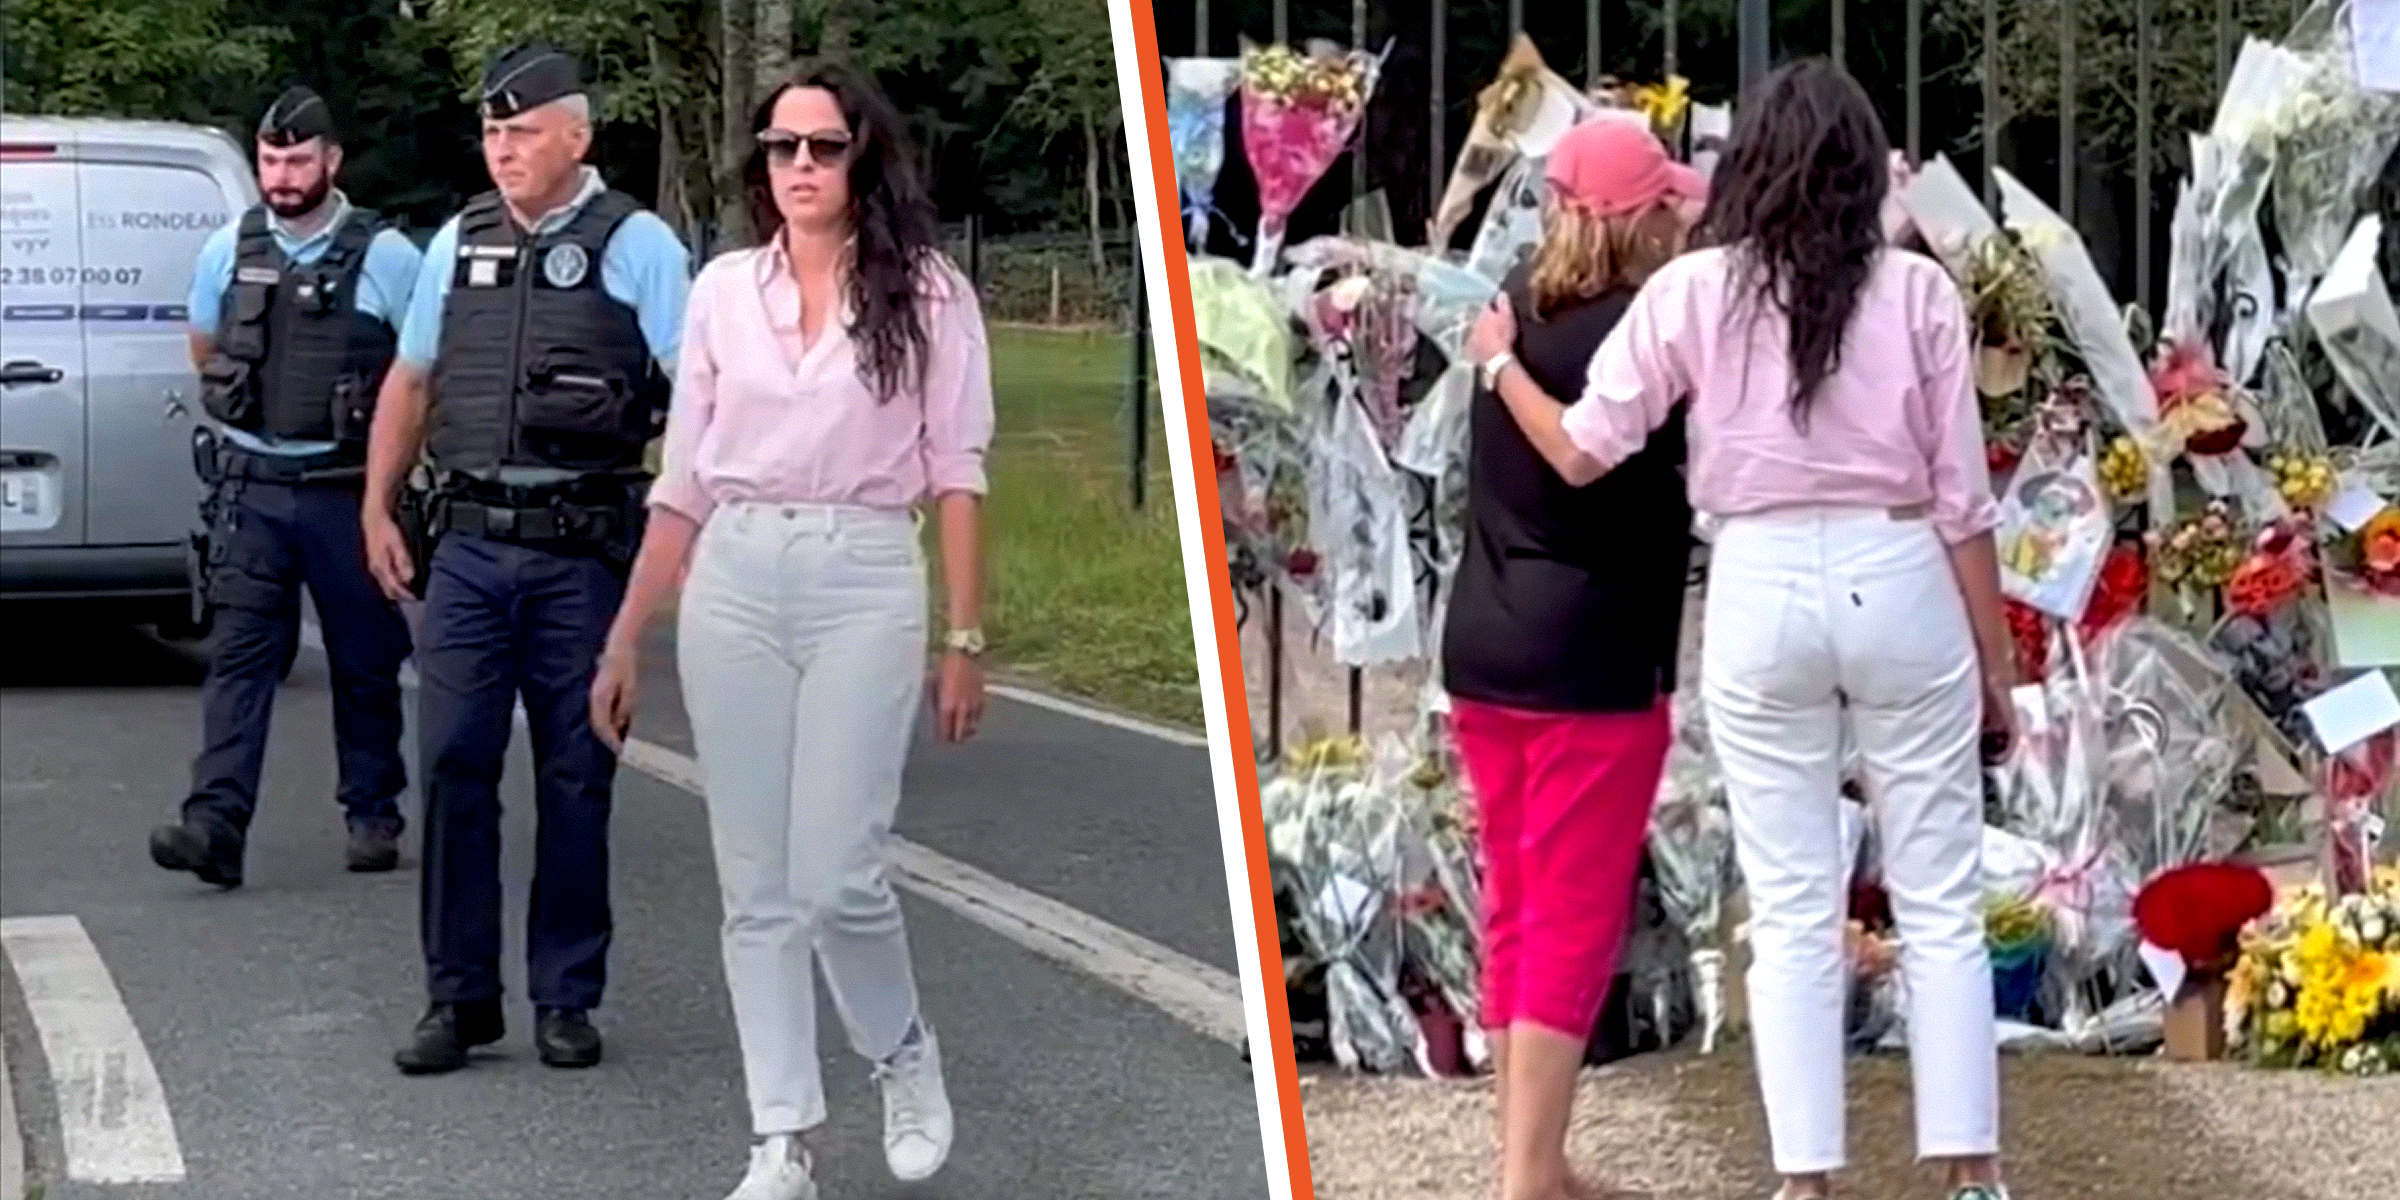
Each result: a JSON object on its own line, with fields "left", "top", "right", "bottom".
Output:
{"left": 441, "top": 497, "right": 619, "bottom": 544}
{"left": 432, "top": 472, "right": 646, "bottom": 549}
{"left": 220, "top": 444, "right": 365, "bottom": 484}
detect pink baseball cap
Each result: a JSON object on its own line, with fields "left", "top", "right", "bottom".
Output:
{"left": 1543, "top": 117, "right": 1707, "bottom": 218}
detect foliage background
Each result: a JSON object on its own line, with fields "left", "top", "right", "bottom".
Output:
{"left": 1157, "top": 0, "right": 2326, "bottom": 312}
{"left": 0, "top": 0, "right": 1139, "bottom": 323}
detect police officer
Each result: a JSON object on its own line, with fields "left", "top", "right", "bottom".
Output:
{"left": 150, "top": 87, "right": 422, "bottom": 889}
{"left": 359, "top": 44, "right": 691, "bottom": 1076}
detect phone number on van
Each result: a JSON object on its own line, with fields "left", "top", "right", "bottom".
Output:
{"left": 0, "top": 267, "right": 145, "bottom": 286}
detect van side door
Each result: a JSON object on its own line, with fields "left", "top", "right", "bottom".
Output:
{"left": 77, "top": 146, "right": 242, "bottom": 547}
{"left": 0, "top": 137, "right": 89, "bottom": 547}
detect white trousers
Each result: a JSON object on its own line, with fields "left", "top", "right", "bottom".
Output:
{"left": 679, "top": 501, "right": 928, "bottom": 1135}
{"left": 1700, "top": 506, "right": 1999, "bottom": 1174}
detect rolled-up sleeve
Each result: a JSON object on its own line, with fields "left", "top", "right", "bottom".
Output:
{"left": 1561, "top": 268, "right": 1693, "bottom": 472}
{"left": 1915, "top": 271, "right": 2000, "bottom": 544}
{"left": 919, "top": 270, "right": 995, "bottom": 496}
{"left": 647, "top": 268, "right": 719, "bottom": 525}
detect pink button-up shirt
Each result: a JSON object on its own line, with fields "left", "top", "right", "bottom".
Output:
{"left": 1561, "top": 246, "right": 1999, "bottom": 546}
{"left": 648, "top": 245, "right": 996, "bottom": 525}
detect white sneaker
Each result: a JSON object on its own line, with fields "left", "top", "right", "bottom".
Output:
{"left": 874, "top": 1021, "right": 954, "bottom": 1181}
{"left": 724, "top": 1133, "right": 816, "bottom": 1200}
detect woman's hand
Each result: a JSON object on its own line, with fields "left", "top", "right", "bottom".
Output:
{"left": 1467, "top": 294, "right": 1517, "bottom": 365}
{"left": 590, "top": 644, "right": 639, "bottom": 753}
{"left": 1979, "top": 657, "right": 2019, "bottom": 760}
{"left": 934, "top": 650, "right": 986, "bottom": 743}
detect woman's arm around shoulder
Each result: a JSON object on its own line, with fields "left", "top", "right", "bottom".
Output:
{"left": 1550, "top": 251, "right": 1709, "bottom": 482}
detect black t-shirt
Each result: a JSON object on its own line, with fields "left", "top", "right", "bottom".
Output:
{"left": 1439, "top": 269, "right": 1694, "bottom": 714}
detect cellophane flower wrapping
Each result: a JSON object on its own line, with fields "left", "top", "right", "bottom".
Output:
{"left": 1307, "top": 358, "right": 1422, "bottom": 666}
{"left": 2258, "top": 3, "right": 2400, "bottom": 288}
{"left": 2091, "top": 618, "right": 2245, "bottom": 879}
{"left": 1395, "top": 751, "right": 1483, "bottom": 1052}
{"left": 1259, "top": 739, "right": 1426, "bottom": 1073}
{"left": 1645, "top": 692, "right": 1738, "bottom": 1053}
{"left": 1463, "top": 156, "right": 1548, "bottom": 284}
{"left": 1239, "top": 43, "right": 1383, "bottom": 277}
{"left": 1994, "top": 630, "right": 2145, "bottom": 1036}
{"left": 1994, "top": 169, "right": 2176, "bottom": 524}
{"left": 2322, "top": 725, "right": 2398, "bottom": 895}
{"left": 1166, "top": 58, "right": 1244, "bottom": 248}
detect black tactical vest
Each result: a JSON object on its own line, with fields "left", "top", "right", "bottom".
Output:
{"left": 425, "top": 188, "right": 668, "bottom": 475}
{"left": 201, "top": 206, "right": 398, "bottom": 446}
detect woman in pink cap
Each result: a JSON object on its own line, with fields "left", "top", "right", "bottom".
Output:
{"left": 1448, "top": 113, "right": 1704, "bottom": 1200}
{"left": 1480, "top": 60, "right": 2013, "bottom": 1200}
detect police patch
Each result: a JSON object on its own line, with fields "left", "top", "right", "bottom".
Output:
{"left": 542, "top": 243, "right": 589, "bottom": 288}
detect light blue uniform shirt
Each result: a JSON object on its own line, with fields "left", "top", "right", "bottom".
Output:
{"left": 190, "top": 194, "right": 423, "bottom": 456}
{"left": 396, "top": 168, "right": 690, "bottom": 483}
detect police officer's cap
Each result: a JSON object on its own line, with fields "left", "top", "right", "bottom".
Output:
{"left": 257, "top": 86, "right": 334, "bottom": 148}
{"left": 480, "top": 43, "right": 585, "bottom": 120}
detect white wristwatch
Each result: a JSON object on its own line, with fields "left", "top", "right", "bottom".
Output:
{"left": 1478, "top": 351, "right": 1516, "bottom": 390}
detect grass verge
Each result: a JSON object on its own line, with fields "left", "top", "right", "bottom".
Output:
{"left": 967, "top": 326, "right": 1197, "bottom": 727}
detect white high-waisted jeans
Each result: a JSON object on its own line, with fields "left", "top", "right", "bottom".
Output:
{"left": 679, "top": 500, "right": 928, "bottom": 1135}
{"left": 1700, "top": 505, "right": 1999, "bottom": 1175}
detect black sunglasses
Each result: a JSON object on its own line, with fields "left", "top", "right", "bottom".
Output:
{"left": 756, "top": 128, "right": 853, "bottom": 169}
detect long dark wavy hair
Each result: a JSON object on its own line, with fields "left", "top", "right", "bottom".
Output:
{"left": 1691, "top": 59, "right": 1891, "bottom": 430}
{"left": 745, "top": 63, "right": 943, "bottom": 403}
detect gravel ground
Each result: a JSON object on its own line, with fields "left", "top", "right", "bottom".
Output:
{"left": 1267, "top": 578, "right": 2400, "bottom": 1198}
{"left": 1300, "top": 1048, "right": 2397, "bottom": 1200}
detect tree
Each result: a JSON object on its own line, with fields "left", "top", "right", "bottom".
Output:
{"left": 1003, "top": 0, "right": 1124, "bottom": 277}
{"left": 1933, "top": 0, "right": 2300, "bottom": 170}
{"left": 0, "top": 0, "right": 283, "bottom": 122}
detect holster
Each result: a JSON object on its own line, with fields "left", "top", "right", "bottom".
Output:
{"left": 182, "top": 427, "right": 236, "bottom": 636}
{"left": 395, "top": 473, "right": 439, "bottom": 601}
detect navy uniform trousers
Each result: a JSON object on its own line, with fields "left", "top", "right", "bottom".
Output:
{"left": 187, "top": 476, "right": 412, "bottom": 840}
{"left": 417, "top": 532, "right": 624, "bottom": 1012}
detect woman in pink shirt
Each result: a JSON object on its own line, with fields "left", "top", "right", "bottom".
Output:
{"left": 588, "top": 64, "right": 993, "bottom": 1200}
{"left": 1478, "top": 61, "right": 2015, "bottom": 1200}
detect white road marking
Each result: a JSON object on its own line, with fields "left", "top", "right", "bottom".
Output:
{"left": 298, "top": 620, "right": 1245, "bottom": 1045}
{"left": 984, "top": 682, "right": 1209, "bottom": 748}
{"left": 0, "top": 915, "right": 187, "bottom": 1184}
{"left": 618, "top": 739, "right": 1245, "bottom": 1046}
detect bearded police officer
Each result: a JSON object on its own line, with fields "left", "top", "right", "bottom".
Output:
{"left": 360, "top": 44, "right": 691, "bottom": 1076}
{"left": 150, "top": 87, "right": 422, "bottom": 889}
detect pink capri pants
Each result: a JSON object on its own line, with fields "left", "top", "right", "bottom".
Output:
{"left": 1450, "top": 697, "right": 1673, "bottom": 1037}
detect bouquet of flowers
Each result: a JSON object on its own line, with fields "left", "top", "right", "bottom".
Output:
{"left": 1986, "top": 893, "right": 2057, "bottom": 1020}
{"left": 1258, "top": 736, "right": 1426, "bottom": 1073}
{"left": 2224, "top": 870, "right": 2400, "bottom": 1074}
{"left": 2323, "top": 505, "right": 2400, "bottom": 598}
{"left": 1239, "top": 41, "right": 1384, "bottom": 277}
{"left": 1962, "top": 233, "right": 2064, "bottom": 409}
{"left": 1645, "top": 707, "right": 1737, "bottom": 1054}
{"left": 1165, "top": 58, "right": 1244, "bottom": 248}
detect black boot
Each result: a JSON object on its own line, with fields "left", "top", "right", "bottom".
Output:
{"left": 393, "top": 1002, "right": 505, "bottom": 1076}
{"left": 534, "top": 1007, "right": 603, "bottom": 1069}
{"left": 346, "top": 824, "right": 400, "bottom": 873}
{"left": 148, "top": 818, "right": 243, "bottom": 889}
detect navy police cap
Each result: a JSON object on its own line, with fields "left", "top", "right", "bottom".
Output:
{"left": 480, "top": 43, "right": 585, "bottom": 119}
{"left": 257, "top": 86, "right": 334, "bottom": 147}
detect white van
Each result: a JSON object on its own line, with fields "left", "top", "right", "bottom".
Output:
{"left": 1, "top": 117, "right": 259, "bottom": 632}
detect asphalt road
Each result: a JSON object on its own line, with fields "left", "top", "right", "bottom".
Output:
{"left": 0, "top": 612, "right": 1263, "bottom": 1200}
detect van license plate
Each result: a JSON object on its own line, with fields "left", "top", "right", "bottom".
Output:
{"left": 1, "top": 469, "right": 57, "bottom": 533}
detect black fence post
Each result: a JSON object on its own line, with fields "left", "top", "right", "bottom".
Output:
{"left": 1127, "top": 250, "right": 1150, "bottom": 510}
{"left": 966, "top": 212, "right": 983, "bottom": 291}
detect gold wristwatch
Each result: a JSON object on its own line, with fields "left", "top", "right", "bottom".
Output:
{"left": 1478, "top": 351, "right": 1516, "bottom": 391}
{"left": 943, "top": 627, "right": 987, "bottom": 657}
